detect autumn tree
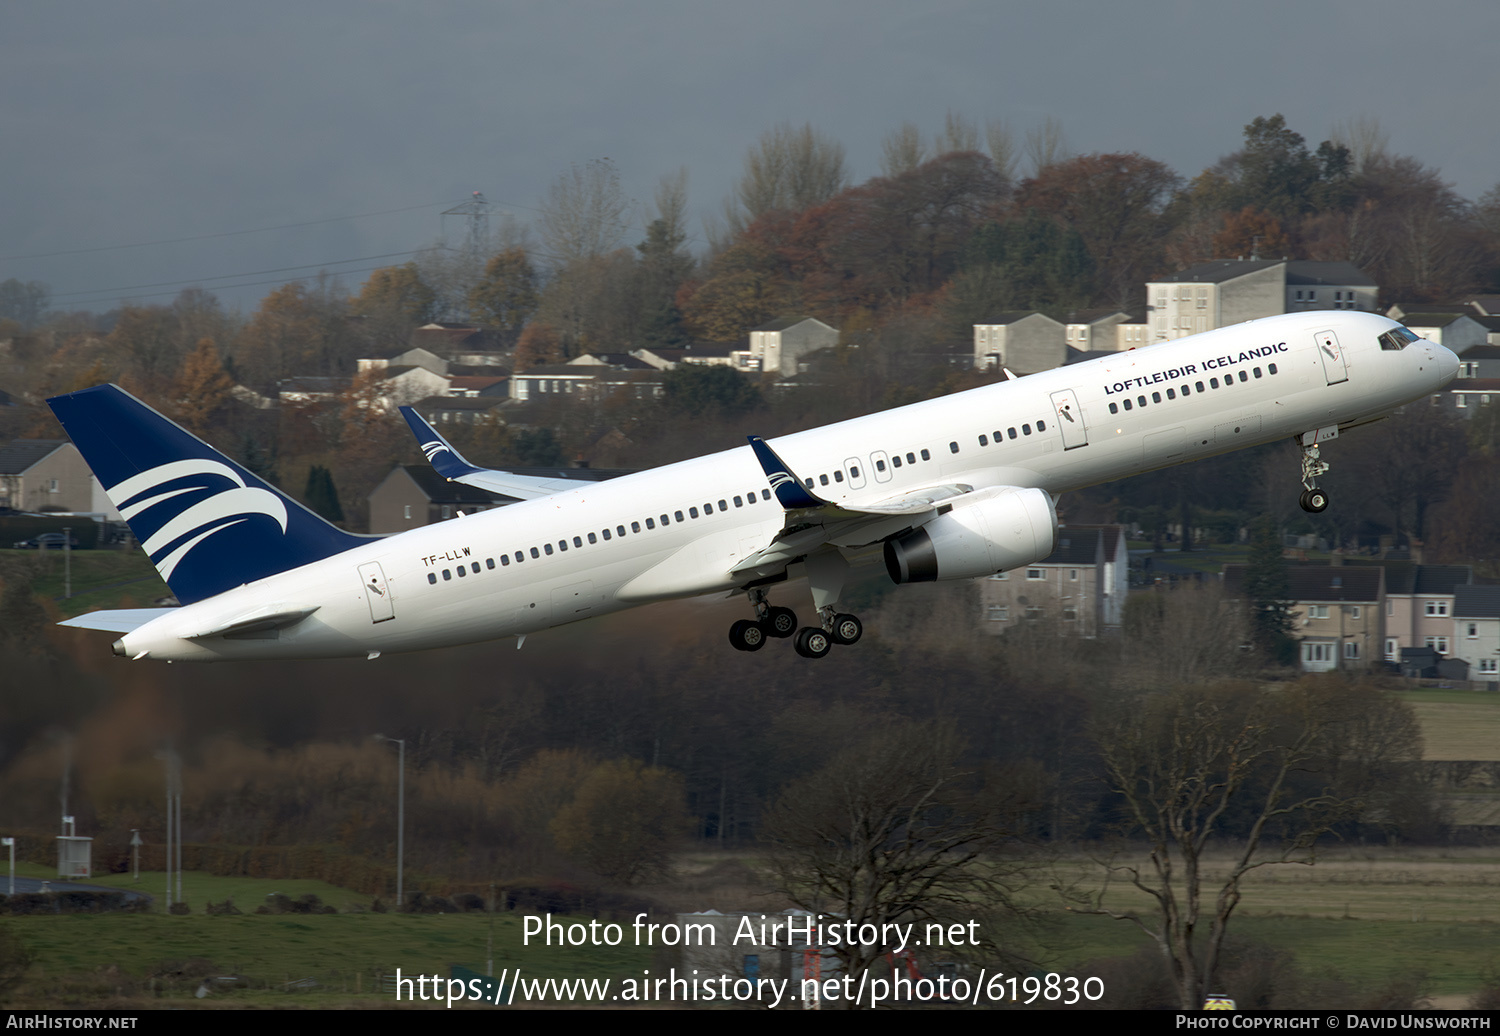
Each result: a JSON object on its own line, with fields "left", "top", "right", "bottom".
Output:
{"left": 171, "top": 337, "right": 235, "bottom": 436}
{"left": 351, "top": 263, "right": 436, "bottom": 352}
{"left": 1016, "top": 152, "right": 1181, "bottom": 307}
{"left": 235, "top": 277, "right": 354, "bottom": 390}
{"left": 466, "top": 248, "right": 538, "bottom": 343}
{"left": 549, "top": 758, "right": 688, "bottom": 884}
{"left": 1212, "top": 207, "right": 1291, "bottom": 261}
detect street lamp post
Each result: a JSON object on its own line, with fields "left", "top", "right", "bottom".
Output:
{"left": 2, "top": 837, "right": 13, "bottom": 896}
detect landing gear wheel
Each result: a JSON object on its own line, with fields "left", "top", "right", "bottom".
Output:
{"left": 766, "top": 606, "right": 798, "bottom": 638}
{"left": 830, "top": 613, "right": 863, "bottom": 645}
{"left": 794, "top": 627, "right": 832, "bottom": 659}
{"left": 728, "top": 619, "right": 768, "bottom": 652}
{"left": 1299, "top": 488, "right": 1329, "bottom": 514}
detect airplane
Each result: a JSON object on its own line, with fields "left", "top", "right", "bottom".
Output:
{"left": 48, "top": 310, "right": 1457, "bottom": 663}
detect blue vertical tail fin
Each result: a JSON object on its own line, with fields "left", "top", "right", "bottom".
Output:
{"left": 47, "top": 384, "right": 369, "bottom": 603}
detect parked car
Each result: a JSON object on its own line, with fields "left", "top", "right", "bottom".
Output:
{"left": 13, "top": 532, "right": 80, "bottom": 550}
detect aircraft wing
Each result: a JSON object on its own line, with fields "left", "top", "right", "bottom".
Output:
{"left": 399, "top": 407, "right": 587, "bottom": 501}
{"left": 734, "top": 436, "right": 971, "bottom": 576}
{"left": 58, "top": 608, "right": 180, "bottom": 635}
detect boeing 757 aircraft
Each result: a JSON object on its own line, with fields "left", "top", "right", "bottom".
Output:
{"left": 49, "top": 311, "right": 1457, "bottom": 662}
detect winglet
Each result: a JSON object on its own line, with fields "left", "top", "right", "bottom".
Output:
{"left": 400, "top": 406, "right": 485, "bottom": 482}
{"left": 747, "top": 436, "right": 828, "bottom": 510}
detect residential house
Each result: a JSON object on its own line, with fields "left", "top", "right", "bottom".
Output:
{"left": 0, "top": 439, "right": 113, "bottom": 515}
{"left": 972, "top": 312, "right": 1067, "bottom": 373}
{"left": 979, "top": 525, "right": 1129, "bottom": 637}
{"left": 1451, "top": 586, "right": 1500, "bottom": 683}
{"left": 1063, "top": 308, "right": 1133, "bottom": 353}
{"left": 632, "top": 341, "right": 742, "bottom": 371}
{"left": 509, "top": 356, "right": 664, "bottom": 402}
{"left": 745, "top": 318, "right": 839, "bottom": 376}
{"left": 1222, "top": 564, "right": 1383, "bottom": 672}
{"left": 367, "top": 464, "right": 517, "bottom": 534}
{"left": 413, "top": 395, "right": 508, "bottom": 427}
{"left": 1363, "top": 562, "right": 1470, "bottom": 663}
{"left": 1386, "top": 307, "right": 1490, "bottom": 353}
{"left": 1147, "top": 260, "right": 1376, "bottom": 341}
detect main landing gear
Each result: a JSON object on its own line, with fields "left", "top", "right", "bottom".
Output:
{"left": 729, "top": 560, "right": 865, "bottom": 659}
{"left": 1298, "top": 431, "right": 1332, "bottom": 514}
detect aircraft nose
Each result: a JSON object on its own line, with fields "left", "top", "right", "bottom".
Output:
{"left": 1436, "top": 345, "right": 1459, "bottom": 387}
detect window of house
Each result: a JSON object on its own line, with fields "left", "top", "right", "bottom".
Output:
{"left": 1027, "top": 569, "right": 1045, "bottom": 580}
{"left": 1303, "top": 643, "right": 1333, "bottom": 662}
{"left": 1309, "top": 605, "right": 1329, "bottom": 619}
{"left": 1468, "top": 623, "right": 1479, "bottom": 639}
{"left": 404, "top": 505, "right": 412, "bottom": 520}
{"left": 1344, "top": 642, "right": 1360, "bottom": 659}
{"left": 1062, "top": 606, "right": 1077, "bottom": 621}
{"left": 1481, "top": 659, "right": 1498, "bottom": 674}
{"left": 987, "top": 605, "right": 1009, "bottom": 621}
{"left": 1425, "top": 636, "right": 1449, "bottom": 654}
{"left": 1426, "top": 601, "right": 1450, "bottom": 617}
{"left": 1350, "top": 606, "right": 1361, "bottom": 618}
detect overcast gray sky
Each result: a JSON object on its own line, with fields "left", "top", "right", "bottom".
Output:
{"left": 3, "top": 0, "right": 1496, "bottom": 314}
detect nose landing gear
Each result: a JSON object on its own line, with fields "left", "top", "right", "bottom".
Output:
{"left": 1298, "top": 430, "right": 1333, "bottom": 513}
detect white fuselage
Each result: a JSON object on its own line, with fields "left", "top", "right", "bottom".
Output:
{"left": 116, "top": 311, "right": 1456, "bottom": 661}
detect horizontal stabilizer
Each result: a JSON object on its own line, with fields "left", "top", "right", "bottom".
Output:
{"left": 59, "top": 608, "right": 179, "bottom": 635}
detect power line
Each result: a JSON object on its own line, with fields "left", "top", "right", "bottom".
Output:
{"left": 0, "top": 201, "right": 449, "bottom": 262}
{"left": 60, "top": 264, "right": 413, "bottom": 306}
{"left": 52, "top": 249, "right": 425, "bottom": 299}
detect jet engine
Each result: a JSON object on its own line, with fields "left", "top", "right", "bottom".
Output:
{"left": 883, "top": 486, "right": 1057, "bottom": 584}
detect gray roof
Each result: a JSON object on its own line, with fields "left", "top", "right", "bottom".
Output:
{"left": 1454, "top": 586, "right": 1500, "bottom": 619}
{"left": 980, "top": 310, "right": 1055, "bottom": 325}
{"left": 0, "top": 439, "right": 66, "bottom": 475}
{"left": 1222, "top": 564, "right": 1381, "bottom": 602}
{"left": 1154, "top": 259, "right": 1375, "bottom": 286}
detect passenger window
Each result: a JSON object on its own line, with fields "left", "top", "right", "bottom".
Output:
{"left": 443, "top": 569, "right": 451, "bottom": 580}
{"left": 515, "top": 552, "right": 524, "bottom": 563}
{"left": 675, "top": 510, "right": 684, "bottom": 522}
{"left": 1152, "top": 392, "right": 1161, "bottom": 403}
{"left": 718, "top": 499, "right": 727, "bottom": 509}
{"left": 1239, "top": 370, "right": 1248, "bottom": 382}
{"left": 660, "top": 514, "right": 670, "bottom": 525}
{"left": 1181, "top": 384, "right": 1190, "bottom": 396}
{"left": 733, "top": 496, "right": 742, "bottom": 507}
{"left": 849, "top": 466, "right": 859, "bottom": 479}
{"left": 472, "top": 562, "right": 480, "bottom": 573}
{"left": 588, "top": 532, "right": 597, "bottom": 544}
{"left": 530, "top": 547, "right": 540, "bottom": 558}
{"left": 979, "top": 435, "right": 988, "bottom": 446}
{"left": 820, "top": 474, "right": 829, "bottom": 485}
{"left": 876, "top": 459, "right": 887, "bottom": 471}
{"left": 428, "top": 573, "right": 437, "bottom": 584}
{"left": 761, "top": 490, "right": 771, "bottom": 500}
{"left": 484, "top": 559, "right": 494, "bottom": 570}
{"left": 906, "top": 453, "right": 916, "bottom": 464}
{"left": 1109, "top": 402, "right": 1118, "bottom": 414}
{"left": 949, "top": 441, "right": 959, "bottom": 454}
{"left": 833, "top": 471, "right": 843, "bottom": 483}
{"left": 1268, "top": 363, "right": 1278, "bottom": 375}
{"left": 1210, "top": 378, "right": 1219, "bottom": 389}
{"left": 617, "top": 525, "right": 627, "bottom": 536}
{"left": 573, "top": 536, "right": 582, "bottom": 547}
{"left": 1037, "top": 419, "right": 1045, "bottom": 432}
{"left": 558, "top": 540, "right": 567, "bottom": 551}
{"left": 1123, "top": 399, "right": 1132, "bottom": 411}
{"left": 1166, "top": 388, "right": 1176, "bottom": 399}
{"left": 631, "top": 521, "right": 641, "bottom": 533}
{"left": 1196, "top": 381, "right": 1205, "bottom": 392}
{"left": 543, "top": 543, "right": 553, "bottom": 555}
{"left": 457, "top": 566, "right": 466, "bottom": 577}
{"left": 1137, "top": 396, "right": 1146, "bottom": 407}
{"left": 892, "top": 455, "right": 903, "bottom": 468}
{"left": 690, "top": 507, "right": 699, "bottom": 518}
{"left": 920, "top": 449, "right": 930, "bottom": 461}
{"left": 645, "top": 518, "right": 655, "bottom": 529}
{"left": 702, "top": 504, "right": 713, "bottom": 514}
{"left": 1008, "top": 427, "right": 1018, "bottom": 437}
{"left": 1022, "top": 424, "right": 1031, "bottom": 435}
{"left": 602, "top": 529, "right": 611, "bottom": 540}
{"left": 501, "top": 556, "right": 511, "bottom": 566}
{"left": 1253, "top": 367, "right": 1262, "bottom": 378}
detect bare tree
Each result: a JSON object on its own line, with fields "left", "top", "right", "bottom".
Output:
{"left": 724, "top": 122, "right": 848, "bottom": 235}
{"left": 1024, "top": 116, "right": 1071, "bottom": 177}
{"left": 935, "top": 109, "right": 980, "bottom": 154}
{"left": 1328, "top": 115, "right": 1389, "bottom": 174}
{"left": 879, "top": 121, "right": 927, "bottom": 178}
{"left": 538, "top": 158, "right": 633, "bottom": 270}
{"left": 762, "top": 721, "right": 1041, "bottom": 996}
{"left": 1073, "top": 678, "right": 1414, "bottom": 1010}
{"left": 985, "top": 118, "right": 1019, "bottom": 182}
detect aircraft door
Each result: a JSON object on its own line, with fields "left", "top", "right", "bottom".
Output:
{"left": 1049, "top": 389, "right": 1089, "bottom": 450}
{"left": 357, "top": 561, "right": 395, "bottom": 623}
{"left": 869, "top": 450, "right": 893, "bottom": 483}
{"left": 1315, "top": 329, "right": 1348, "bottom": 385}
{"left": 843, "top": 457, "right": 867, "bottom": 490}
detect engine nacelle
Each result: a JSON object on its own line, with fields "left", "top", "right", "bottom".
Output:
{"left": 884, "top": 486, "right": 1057, "bottom": 584}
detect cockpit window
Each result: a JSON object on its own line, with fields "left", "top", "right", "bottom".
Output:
{"left": 1380, "top": 327, "right": 1421, "bottom": 351}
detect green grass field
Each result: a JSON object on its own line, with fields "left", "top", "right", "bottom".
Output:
{"left": 3, "top": 547, "right": 171, "bottom": 619}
